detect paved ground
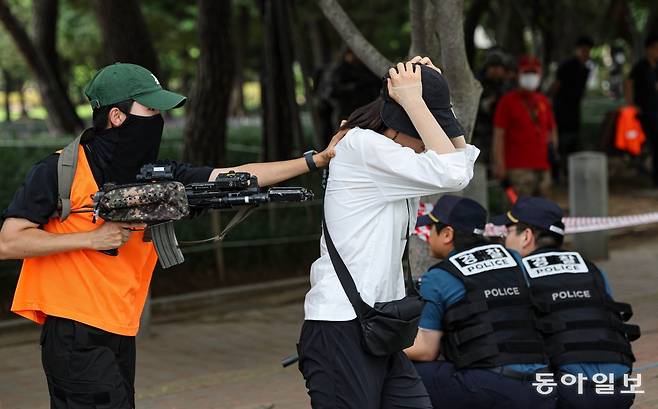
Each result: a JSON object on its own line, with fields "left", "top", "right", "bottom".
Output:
{"left": 1, "top": 233, "right": 657, "bottom": 409}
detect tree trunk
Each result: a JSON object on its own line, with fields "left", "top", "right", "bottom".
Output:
{"left": 317, "top": 0, "right": 392, "bottom": 76}
{"left": 93, "top": 0, "right": 162, "bottom": 80}
{"left": 260, "top": 0, "right": 304, "bottom": 161}
{"left": 464, "top": 0, "right": 489, "bottom": 66}
{"left": 2, "top": 69, "right": 11, "bottom": 122}
{"left": 33, "top": 0, "right": 70, "bottom": 130}
{"left": 424, "top": 1, "right": 442, "bottom": 64}
{"left": 409, "top": 0, "right": 427, "bottom": 57}
{"left": 0, "top": 0, "right": 82, "bottom": 134}
{"left": 308, "top": 17, "right": 339, "bottom": 147}
{"left": 645, "top": 7, "right": 658, "bottom": 39}
{"left": 183, "top": 0, "right": 233, "bottom": 166}
{"left": 33, "top": 0, "right": 61, "bottom": 85}
{"left": 604, "top": 0, "right": 639, "bottom": 61}
{"left": 548, "top": 3, "right": 569, "bottom": 63}
{"left": 493, "top": 0, "right": 525, "bottom": 58}
{"left": 308, "top": 17, "right": 333, "bottom": 68}
{"left": 229, "top": 4, "right": 249, "bottom": 118}
{"left": 292, "top": 3, "right": 326, "bottom": 150}
{"left": 620, "top": 0, "right": 644, "bottom": 62}
{"left": 18, "top": 82, "right": 28, "bottom": 118}
{"left": 182, "top": 0, "right": 234, "bottom": 282}
{"left": 434, "top": 0, "right": 482, "bottom": 142}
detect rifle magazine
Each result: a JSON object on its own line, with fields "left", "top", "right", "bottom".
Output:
{"left": 151, "top": 222, "right": 185, "bottom": 268}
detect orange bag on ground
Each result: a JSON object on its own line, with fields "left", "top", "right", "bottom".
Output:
{"left": 615, "top": 106, "right": 646, "bottom": 156}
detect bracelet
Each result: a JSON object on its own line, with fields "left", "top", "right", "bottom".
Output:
{"left": 304, "top": 150, "right": 319, "bottom": 172}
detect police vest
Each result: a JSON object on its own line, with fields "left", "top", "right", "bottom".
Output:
{"left": 11, "top": 145, "right": 158, "bottom": 336}
{"left": 523, "top": 248, "right": 640, "bottom": 368}
{"left": 438, "top": 243, "right": 546, "bottom": 369}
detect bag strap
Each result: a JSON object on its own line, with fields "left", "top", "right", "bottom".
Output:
{"left": 403, "top": 199, "right": 419, "bottom": 296}
{"left": 56, "top": 127, "right": 94, "bottom": 221}
{"left": 322, "top": 219, "right": 369, "bottom": 319}
{"left": 320, "top": 165, "right": 368, "bottom": 318}
{"left": 321, "top": 171, "right": 419, "bottom": 318}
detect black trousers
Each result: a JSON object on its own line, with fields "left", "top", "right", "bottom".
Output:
{"left": 414, "top": 361, "right": 557, "bottom": 409}
{"left": 40, "top": 316, "right": 136, "bottom": 409}
{"left": 297, "top": 319, "right": 432, "bottom": 409}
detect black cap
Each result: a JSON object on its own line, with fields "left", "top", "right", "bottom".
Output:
{"left": 490, "top": 197, "right": 565, "bottom": 236}
{"left": 381, "top": 64, "right": 465, "bottom": 139}
{"left": 416, "top": 195, "right": 486, "bottom": 235}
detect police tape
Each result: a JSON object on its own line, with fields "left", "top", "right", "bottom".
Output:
{"left": 414, "top": 201, "right": 658, "bottom": 241}
{"left": 562, "top": 212, "right": 658, "bottom": 234}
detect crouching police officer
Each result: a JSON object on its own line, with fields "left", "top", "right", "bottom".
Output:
{"left": 494, "top": 197, "right": 641, "bottom": 409}
{"left": 405, "top": 195, "right": 555, "bottom": 409}
{"left": 0, "top": 63, "right": 343, "bottom": 409}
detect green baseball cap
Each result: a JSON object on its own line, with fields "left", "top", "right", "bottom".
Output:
{"left": 84, "top": 63, "right": 186, "bottom": 110}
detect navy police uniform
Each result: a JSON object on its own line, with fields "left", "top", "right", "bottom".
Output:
{"left": 413, "top": 196, "right": 555, "bottom": 409}
{"left": 493, "top": 197, "right": 641, "bottom": 409}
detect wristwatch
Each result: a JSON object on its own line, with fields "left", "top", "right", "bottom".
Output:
{"left": 304, "top": 150, "right": 320, "bottom": 172}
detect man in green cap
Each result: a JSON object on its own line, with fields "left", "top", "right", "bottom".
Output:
{"left": 0, "top": 63, "right": 344, "bottom": 408}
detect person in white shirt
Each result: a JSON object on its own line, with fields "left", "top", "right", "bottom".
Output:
{"left": 298, "top": 56, "right": 480, "bottom": 409}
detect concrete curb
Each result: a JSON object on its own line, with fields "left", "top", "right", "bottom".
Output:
{"left": 0, "top": 276, "right": 310, "bottom": 332}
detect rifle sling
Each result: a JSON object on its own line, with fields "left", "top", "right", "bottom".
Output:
{"left": 177, "top": 207, "right": 256, "bottom": 246}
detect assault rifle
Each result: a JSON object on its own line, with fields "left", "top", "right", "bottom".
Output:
{"left": 91, "top": 164, "right": 314, "bottom": 268}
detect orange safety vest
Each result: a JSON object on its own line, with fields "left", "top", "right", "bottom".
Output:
{"left": 615, "top": 106, "right": 646, "bottom": 156}
{"left": 11, "top": 146, "right": 158, "bottom": 336}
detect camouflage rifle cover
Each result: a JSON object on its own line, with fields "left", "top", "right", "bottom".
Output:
{"left": 96, "top": 181, "right": 189, "bottom": 223}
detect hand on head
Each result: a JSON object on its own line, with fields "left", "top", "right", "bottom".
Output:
{"left": 386, "top": 62, "right": 422, "bottom": 107}
{"left": 407, "top": 55, "right": 442, "bottom": 74}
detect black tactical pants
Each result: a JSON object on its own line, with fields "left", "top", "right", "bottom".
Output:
{"left": 40, "top": 316, "right": 136, "bottom": 409}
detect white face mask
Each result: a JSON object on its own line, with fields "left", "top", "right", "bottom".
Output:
{"left": 519, "top": 73, "right": 541, "bottom": 91}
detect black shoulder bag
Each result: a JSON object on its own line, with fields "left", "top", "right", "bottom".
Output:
{"left": 322, "top": 206, "right": 425, "bottom": 357}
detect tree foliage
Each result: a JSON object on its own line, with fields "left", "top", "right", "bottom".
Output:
{"left": 0, "top": 0, "right": 656, "bottom": 138}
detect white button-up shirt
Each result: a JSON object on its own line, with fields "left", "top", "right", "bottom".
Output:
{"left": 304, "top": 127, "right": 480, "bottom": 321}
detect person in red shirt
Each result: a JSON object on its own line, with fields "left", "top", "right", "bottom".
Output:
{"left": 493, "top": 56, "right": 558, "bottom": 197}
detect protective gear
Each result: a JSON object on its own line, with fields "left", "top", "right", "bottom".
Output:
{"left": 523, "top": 248, "right": 640, "bottom": 368}
{"left": 12, "top": 144, "right": 158, "bottom": 336}
{"left": 519, "top": 73, "right": 541, "bottom": 91}
{"left": 438, "top": 244, "right": 546, "bottom": 369}
{"left": 88, "top": 113, "right": 164, "bottom": 185}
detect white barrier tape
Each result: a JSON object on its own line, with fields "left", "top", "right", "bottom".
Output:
{"left": 414, "top": 202, "right": 658, "bottom": 242}
{"left": 564, "top": 212, "right": 658, "bottom": 233}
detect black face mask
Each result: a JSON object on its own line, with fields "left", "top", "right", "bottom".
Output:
{"left": 89, "top": 113, "right": 164, "bottom": 185}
